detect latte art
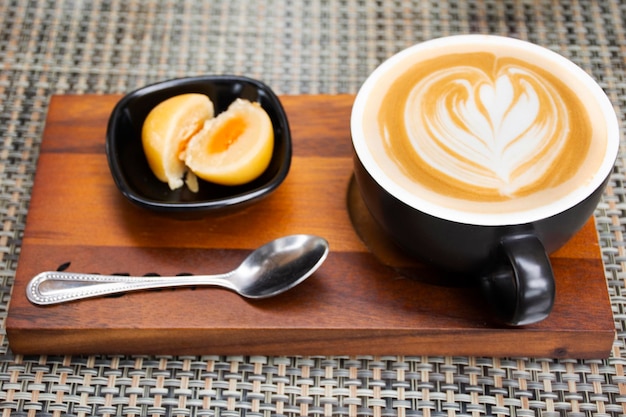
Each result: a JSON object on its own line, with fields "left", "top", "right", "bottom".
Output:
{"left": 354, "top": 36, "right": 616, "bottom": 224}
{"left": 377, "top": 52, "right": 596, "bottom": 204}
{"left": 405, "top": 63, "right": 568, "bottom": 197}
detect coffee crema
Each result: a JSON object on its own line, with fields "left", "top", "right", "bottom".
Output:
{"left": 365, "top": 50, "right": 608, "bottom": 214}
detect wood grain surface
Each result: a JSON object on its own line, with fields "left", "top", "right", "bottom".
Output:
{"left": 6, "top": 94, "right": 615, "bottom": 357}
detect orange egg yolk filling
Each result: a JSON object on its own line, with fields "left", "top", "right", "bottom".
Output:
{"left": 208, "top": 116, "right": 247, "bottom": 153}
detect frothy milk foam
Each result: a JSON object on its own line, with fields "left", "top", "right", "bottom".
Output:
{"left": 352, "top": 36, "right": 617, "bottom": 225}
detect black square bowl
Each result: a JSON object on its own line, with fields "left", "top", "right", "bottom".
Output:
{"left": 106, "top": 75, "right": 292, "bottom": 216}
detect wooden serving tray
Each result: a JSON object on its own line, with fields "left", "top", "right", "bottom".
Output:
{"left": 6, "top": 94, "right": 615, "bottom": 358}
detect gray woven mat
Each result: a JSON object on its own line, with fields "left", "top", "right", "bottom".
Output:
{"left": 2, "top": 0, "right": 626, "bottom": 415}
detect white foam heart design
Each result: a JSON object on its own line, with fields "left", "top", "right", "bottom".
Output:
{"left": 404, "top": 64, "right": 569, "bottom": 196}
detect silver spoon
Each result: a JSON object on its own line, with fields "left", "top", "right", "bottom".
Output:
{"left": 26, "top": 234, "right": 329, "bottom": 305}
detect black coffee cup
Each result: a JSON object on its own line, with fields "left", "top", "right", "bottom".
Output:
{"left": 351, "top": 35, "right": 619, "bottom": 326}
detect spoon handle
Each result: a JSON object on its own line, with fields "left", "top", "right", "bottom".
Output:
{"left": 26, "top": 271, "right": 232, "bottom": 305}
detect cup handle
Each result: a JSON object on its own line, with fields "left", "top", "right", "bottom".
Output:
{"left": 479, "top": 234, "right": 556, "bottom": 326}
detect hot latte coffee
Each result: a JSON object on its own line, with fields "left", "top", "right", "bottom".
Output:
{"left": 355, "top": 36, "right": 611, "bottom": 222}
{"left": 351, "top": 35, "right": 619, "bottom": 325}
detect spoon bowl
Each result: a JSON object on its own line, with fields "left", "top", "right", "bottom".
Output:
{"left": 26, "top": 235, "right": 329, "bottom": 305}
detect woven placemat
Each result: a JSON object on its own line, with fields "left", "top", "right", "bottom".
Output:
{"left": 1, "top": 0, "right": 625, "bottom": 415}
